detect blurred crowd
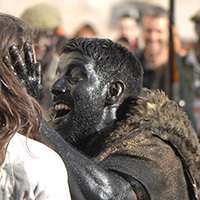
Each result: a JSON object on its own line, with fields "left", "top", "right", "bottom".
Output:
{"left": 19, "top": 2, "right": 200, "bottom": 137}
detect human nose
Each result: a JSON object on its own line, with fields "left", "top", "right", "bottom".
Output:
{"left": 50, "top": 76, "right": 69, "bottom": 96}
{"left": 149, "top": 31, "right": 160, "bottom": 41}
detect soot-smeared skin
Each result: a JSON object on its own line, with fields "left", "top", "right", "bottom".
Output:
{"left": 50, "top": 38, "right": 142, "bottom": 149}
{"left": 40, "top": 118, "right": 137, "bottom": 200}
{"left": 8, "top": 38, "right": 145, "bottom": 199}
{"left": 50, "top": 51, "right": 115, "bottom": 147}
{"left": 3, "top": 43, "right": 42, "bottom": 100}
{"left": 47, "top": 38, "right": 143, "bottom": 199}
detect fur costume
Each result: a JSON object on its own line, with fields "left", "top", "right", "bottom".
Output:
{"left": 95, "top": 88, "right": 200, "bottom": 199}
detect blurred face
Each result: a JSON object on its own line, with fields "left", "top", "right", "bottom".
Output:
{"left": 75, "top": 29, "right": 95, "bottom": 38}
{"left": 118, "top": 17, "right": 139, "bottom": 43}
{"left": 34, "top": 31, "right": 55, "bottom": 61}
{"left": 142, "top": 16, "right": 169, "bottom": 56}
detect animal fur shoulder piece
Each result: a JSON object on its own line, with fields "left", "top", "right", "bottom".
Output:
{"left": 96, "top": 88, "right": 200, "bottom": 199}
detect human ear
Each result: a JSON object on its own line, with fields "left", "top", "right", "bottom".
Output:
{"left": 106, "top": 80, "right": 125, "bottom": 105}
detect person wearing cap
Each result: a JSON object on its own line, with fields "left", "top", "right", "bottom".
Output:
{"left": 183, "top": 8, "right": 200, "bottom": 136}
{"left": 20, "top": 3, "right": 67, "bottom": 120}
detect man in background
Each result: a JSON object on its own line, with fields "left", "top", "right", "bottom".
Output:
{"left": 135, "top": 6, "right": 171, "bottom": 91}
{"left": 117, "top": 14, "right": 140, "bottom": 52}
{"left": 135, "top": 6, "right": 197, "bottom": 133}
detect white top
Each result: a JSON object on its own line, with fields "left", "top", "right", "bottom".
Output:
{"left": 0, "top": 133, "right": 71, "bottom": 200}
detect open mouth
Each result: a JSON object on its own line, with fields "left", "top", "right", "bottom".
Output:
{"left": 54, "top": 103, "right": 71, "bottom": 118}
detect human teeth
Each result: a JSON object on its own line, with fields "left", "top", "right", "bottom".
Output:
{"left": 65, "top": 105, "right": 68, "bottom": 110}
{"left": 55, "top": 104, "right": 70, "bottom": 111}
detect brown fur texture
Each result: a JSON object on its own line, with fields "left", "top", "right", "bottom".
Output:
{"left": 96, "top": 88, "right": 200, "bottom": 198}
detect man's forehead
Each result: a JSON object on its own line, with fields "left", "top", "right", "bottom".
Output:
{"left": 142, "top": 16, "right": 168, "bottom": 24}
{"left": 58, "top": 52, "right": 90, "bottom": 69}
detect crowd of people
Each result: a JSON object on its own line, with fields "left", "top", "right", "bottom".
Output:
{"left": 0, "top": 2, "right": 200, "bottom": 200}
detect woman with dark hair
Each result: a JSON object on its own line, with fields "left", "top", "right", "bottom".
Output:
{"left": 0, "top": 13, "right": 71, "bottom": 199}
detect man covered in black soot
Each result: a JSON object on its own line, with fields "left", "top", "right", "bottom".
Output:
{"left": 9, "top": 37, "right": 200, "bottom": 200}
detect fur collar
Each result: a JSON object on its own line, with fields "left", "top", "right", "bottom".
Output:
{"left": 97, "top": 88, "right": 200, "bottom": 197}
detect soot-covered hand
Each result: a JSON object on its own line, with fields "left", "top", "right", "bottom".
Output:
{"left": 3, "top": 42, "right": 43, "bottom": 100}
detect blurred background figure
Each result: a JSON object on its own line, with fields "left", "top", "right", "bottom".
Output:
{"left": 183, "top": 8, "right": 200, "bottom": 135}
{"left": 73, "top": 23, "right": 97, "bottom": 38}
{"left": 116, "top": 14, "right": 140, "bottom": 52}
{"left": 135, "top": 6, "right": 197, "bottom": 133}
{"left": 20, "top": 3, "right": 68, "bottom": 120}
{"left": 135, "top": 6, "right": 171, "bottom": 91}
{"left": 135, "top": 6, "right": 184, "bottom": 93}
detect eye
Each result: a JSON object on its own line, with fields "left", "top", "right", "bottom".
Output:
{"left": 68, "top": 67, "right": 86, "bottom": 84}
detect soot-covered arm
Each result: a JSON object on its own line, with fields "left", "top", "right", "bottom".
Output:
{"left": 40, "top": 118, "right": 137, "bottom": 200}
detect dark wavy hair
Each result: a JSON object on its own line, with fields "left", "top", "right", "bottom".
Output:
{"left": 0, "top": 13, "right": 42, "bottom": 167}
{"left": 62, "top": 37, "right": 143, "bottom": 100}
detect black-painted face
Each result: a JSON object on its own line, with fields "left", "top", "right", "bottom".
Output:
{"left": 50, "top": 52, "right": 112, "bottom": 144}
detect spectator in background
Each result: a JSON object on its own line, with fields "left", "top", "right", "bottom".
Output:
{"left": 0, "top": 12, "right": 71, "bottom": 199}
{"left": 116, "top": 14, "right": 140, "bottom": 52}
{"left": 135, "top": 6, "right": 197, "bottom": 133}
{"left": 73, "top": 23, "right": 97, "bottom": 38}
{"left": 20, "top": 3, "right": 67, "bottom": 120}
{"left": 134, "top": 6, "right": 183, "bottom": 93}
{"left": 135, "top": 6, "right": 169, "bottom": 90}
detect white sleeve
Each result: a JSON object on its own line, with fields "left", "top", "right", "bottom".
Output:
{"left": 15, "top": 133, "right": 72, "bottom": 200}
{"left": 2, "top": 133, "right": 71, "bottom": 200}
{"left": 34, "top": 149, "right": 71, "bottom": 200}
